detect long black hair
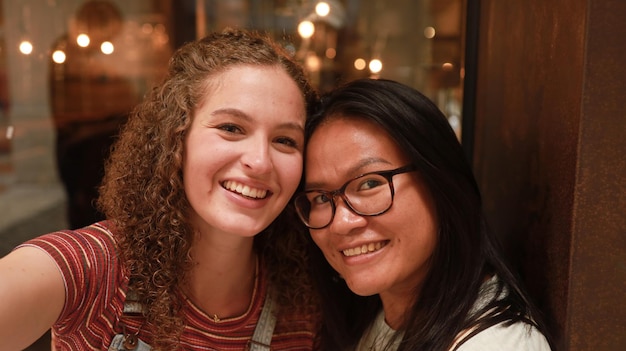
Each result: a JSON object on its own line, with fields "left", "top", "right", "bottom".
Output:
{"left": 304, "top": 78, "right": 553, "bottom": 351}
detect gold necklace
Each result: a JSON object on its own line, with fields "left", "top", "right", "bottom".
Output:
{"left": 185, "top": 255, "right": 259, "bottom": 323}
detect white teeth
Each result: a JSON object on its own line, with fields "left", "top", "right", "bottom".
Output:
{"left": 342, "top": 242, "right": 385, "bottom": 257}
{"left": 223, "top": 181, "right": 268, "bottom": 199}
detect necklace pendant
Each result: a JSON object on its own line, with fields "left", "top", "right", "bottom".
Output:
{"left": 213, "top": 314, "right": 220, "bottom": 323}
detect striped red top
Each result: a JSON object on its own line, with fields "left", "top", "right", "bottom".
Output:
{"left": 21, "top": 221, "right": 318, "bottom": 350}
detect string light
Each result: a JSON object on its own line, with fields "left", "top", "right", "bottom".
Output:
{"left": 315, "top": 2, "right": 330, "bottom": 17}
{"left": 442, "top": 62, "right": 454, "bottom": 71}
{"left": 52, "top": 50, "right": 66, "bottom": 63}
{"left": 369, "top": 59, "right": 382, "bottom": 73}
{"left": 354, "top": 58, "right": 366, "bottom": 70}
{"left": 101, "top": 41, "right": 114, "bottom": 54}
{"left": 325, "top": 48, "right": 336, "bottom": 59}
{"left": 424, "top": 26, "right": 436, "bottom": 39}
{"left": 19, "top": 40, "right": 33, "bottom": 55}
{"left": 298, "top": 20, "right": 315, "bottom": 38}
{"left": 76, "top": 34, "right": 90, "bottom": 47}
{"left": 5, "top": 126, "right": 14, "bottom": 140}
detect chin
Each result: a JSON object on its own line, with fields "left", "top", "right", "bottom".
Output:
{"left": 231, "top": 225, "right": 267, "bottom": 237}
{"left": 213, "top": 214, "right": 273, "bottom": 237}
{"left": 207, "top": 221, "right": 263, "bottom": 238}
{"left": 345, "top": 280, "right": 379, "bottom": 297}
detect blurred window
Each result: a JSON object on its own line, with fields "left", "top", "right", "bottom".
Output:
{"left": 0, "top": 0, "right": 467, "bottom": 230}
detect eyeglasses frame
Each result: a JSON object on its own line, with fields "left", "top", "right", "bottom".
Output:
{"left": 295, "top": 164, "right": 417, "bottom": 229}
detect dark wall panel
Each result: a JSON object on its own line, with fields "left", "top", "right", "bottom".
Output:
{"left": 570, "top": 0, "right": 626, "bottom": 350}
{"left": 472, "top": 0, "right": 625, "bottom": 350}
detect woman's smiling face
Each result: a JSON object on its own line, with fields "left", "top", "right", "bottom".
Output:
{"left": 183, "top": 64, "right": 306, "bottom": 239}
{"left": 304, "top": 116, "right": 438, "bottom": 312}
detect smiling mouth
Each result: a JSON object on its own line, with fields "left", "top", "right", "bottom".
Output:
{"left": 222, "top": 180, "right": 269, "bottom": 199}
{"left": 342, "top": 241, "right": 388, "bottom": 257}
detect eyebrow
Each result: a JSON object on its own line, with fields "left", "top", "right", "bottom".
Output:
{"left": 305, "top": 157, "right": 392, "bottom": 189}
{"left": 211, "top": 108, "right": 304, "bottom": 132}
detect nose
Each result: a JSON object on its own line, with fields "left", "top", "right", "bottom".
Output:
{"left": 328, "top": 197, "right": 367, "bottom": 235}
{"left": 241, "top": 138, "right": 273, "bottom": 175}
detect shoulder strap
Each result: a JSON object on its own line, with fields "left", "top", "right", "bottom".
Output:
{"left": 248, "top": 292, "right": 277, "bottom": 351}
{"left": 123, "top": 290, "right": 145, "bottom": 314}
{"left": 114, "top": 289, "right": 149, "bottom": 351}
{"left": 121, "top": 289, "right": 277, "bottom": 350}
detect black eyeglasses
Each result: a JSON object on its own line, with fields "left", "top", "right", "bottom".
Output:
{"left": 294, "top": 165, "right": 416, "bottom": 229}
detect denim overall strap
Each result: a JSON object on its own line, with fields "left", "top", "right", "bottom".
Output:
{"left": 108, "top": 291, "right": 150, "bottom": 351}
{"left": 111, "top": 291, "right": 277, "bottom": 350}
{"left": 108, "top": 334, "right": 152, "bottom": 351}
{"left": 248, "top": 292, "right": 277, "bottom": 351}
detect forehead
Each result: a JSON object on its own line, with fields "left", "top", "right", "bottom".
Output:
{"left": 203, "top": 64, "right": 299, "bottom": 96}
{"left": 306, "top": 116, "right": 409, "bottom": 180}
{"left": 309, "top": 116, "right": 397, "bottom": 152}
{"left": 196, "top": 64, "right": 306, "bottom": 119}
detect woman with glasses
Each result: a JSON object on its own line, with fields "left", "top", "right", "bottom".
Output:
{"left": 295, "top": 78, "right": 554, "bottom": 351}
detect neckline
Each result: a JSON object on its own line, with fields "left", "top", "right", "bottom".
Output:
{"left": 357, "top": 310, "right": 404, "bottom": 351}
{"left": 180, "top": 256, "right": 263, "bottom": 326}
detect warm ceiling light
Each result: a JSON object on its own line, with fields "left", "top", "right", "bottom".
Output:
{"left": 19, "top": 40, "right": 33, "bottom": 55}
{"left": 316, "top": 2, "right": 330, "bottom": 17}
{"left": 298, "top": 20, "right": 315, "bottom": 38}
{"left": 52, "top": 50, "right": 66, "bottom": 63}
{"left": 77, "top": 34, "right": 90, "bottom": 47}
{"left": 369, "top": 59, "right": 383, "bottom": 73}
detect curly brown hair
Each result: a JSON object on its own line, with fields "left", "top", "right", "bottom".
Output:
{"left": 97, "top": 28, "right": 318, "bottom": 350}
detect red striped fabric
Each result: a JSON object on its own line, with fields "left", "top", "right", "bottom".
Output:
{"left": 21, "top": 222, "right": 318, "bottom": 350}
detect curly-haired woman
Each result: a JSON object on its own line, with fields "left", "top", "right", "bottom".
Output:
{"left": 0, "top": 28, "right": 320, "bottom": 351}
